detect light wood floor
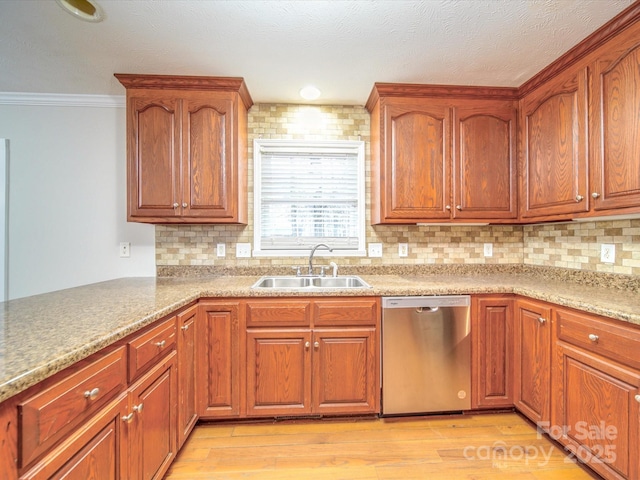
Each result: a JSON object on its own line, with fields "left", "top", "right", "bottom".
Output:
{"left": 164, "top": 413, "right": 599, "bottom": 479}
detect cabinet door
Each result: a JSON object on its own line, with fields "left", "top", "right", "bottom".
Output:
{"left": 129, "top": 351, "right": 177, "bottom": 480}
{"left": 453, "top": 102, "right": 517, "bottom": 219}
{"left": 246, "top": 330, "right": 312, "bottom": 416}
{"left": 379, "top": 99, "right": 451, "bottom": 222}
{"left": 555, "top": 342, "right": 640, "bottom": 480}
{"left": 312, "top": 329, "right": 378, "bottom": 414}
{"left": 197, "top": 302, "right": 242, "bottom": 418}
{"left": 590, "top": 41, "right": 640, "bottom": 211}
{"left": 20, "top": 395, "right": 128, "bottom": 480}
{"left": 176, "top": 306, "right": 197, "bottom": 448}
{"left": 471, "top": 296, "right": 513, "bottom": 408}
{"left": 514, "top": 299, "right": 551, "bottom": 424}
{"left": 520, "top": 68, "right": 589, "bottom": 218}
{"left": 182, "top": 92, "right": 237, "bottom": 219}
{"left": 126, "top": 94, "right": 181, "bottom": 220}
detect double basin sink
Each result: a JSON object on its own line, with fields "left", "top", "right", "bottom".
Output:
{"left": 252, "top": 275, "right": 371, "bottom": 290}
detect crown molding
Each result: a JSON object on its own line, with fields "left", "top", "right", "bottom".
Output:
{"left": 0, "top": 92, "right": 125, "bottom": 108}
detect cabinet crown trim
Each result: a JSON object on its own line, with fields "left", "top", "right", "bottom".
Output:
{"left": 114, "top": 74, "right": 253, "bottom": 109}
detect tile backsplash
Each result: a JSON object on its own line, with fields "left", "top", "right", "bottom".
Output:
{"left": 155, "top": 103, "right": 640, "bottom": 277}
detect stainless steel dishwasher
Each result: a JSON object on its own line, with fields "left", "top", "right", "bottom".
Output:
{"left": 381, "top": 295, "right": 471, "bottom": 415}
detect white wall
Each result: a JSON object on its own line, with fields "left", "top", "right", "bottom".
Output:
{"left": 0, "top": 98, "right": 155, "bottom": 300}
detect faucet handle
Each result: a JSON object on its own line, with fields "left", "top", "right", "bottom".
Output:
{"left": 319, "top": 266, "right": 328, "bottom": 277}
{"left": 291, "top": 266, "right": 302, "bottom": 276}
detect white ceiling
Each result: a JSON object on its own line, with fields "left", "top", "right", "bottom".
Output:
{"left": 0, "top": 0, "right": 634, "bottom": 105}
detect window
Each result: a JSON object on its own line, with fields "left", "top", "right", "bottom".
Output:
{"left": 253, "top": 139, "right": 365, "bottom": 256}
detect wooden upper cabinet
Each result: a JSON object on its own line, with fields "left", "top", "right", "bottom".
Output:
{"left": 367, "top": 84, "right": 519, "bottom": 224}
{"left": 453, "top": 101, "right": 517, "bottom": 219}
{"left": 520, "top": 68, "right": 589, "bottom": 219}
{"left": 382, "top": 98, "right": 451, "bottom": 222}
{"left": 590, "top": 38, "right": 640, "bottom": 212}
{"left": 115, "top": 74, "right": 252, "bottom": 224}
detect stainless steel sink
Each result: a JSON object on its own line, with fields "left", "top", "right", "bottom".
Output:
{"left": 252, "top": 275, "right": 371, "bottom": 289}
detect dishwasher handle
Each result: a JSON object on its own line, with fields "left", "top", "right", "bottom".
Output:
{"left": 382, "top": 295, "right": 470, "bottom": 309}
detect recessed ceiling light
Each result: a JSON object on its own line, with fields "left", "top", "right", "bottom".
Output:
{"left": 299, "top": 85, "right": 321, "bottom": 101}
{"left": 56, "top": 0, "right": 105, "bottom": 23}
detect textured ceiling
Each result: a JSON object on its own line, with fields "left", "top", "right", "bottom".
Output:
{"left": 0, "top": 0, "right": 634, "bottom": 104}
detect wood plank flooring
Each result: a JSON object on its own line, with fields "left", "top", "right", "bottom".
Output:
{"left": 164, "top": 413, "right": 599, "bottom": 479}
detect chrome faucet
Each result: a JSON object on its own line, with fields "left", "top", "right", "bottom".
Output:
{"left": 308, "top": 243, "right": 332, "bottom": 275}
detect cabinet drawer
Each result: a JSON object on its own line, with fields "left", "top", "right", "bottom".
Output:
{"left": 556, "top": 307, "right": 640, "bottom": 370}
{"left": 128, "top": 317, "right": 176, "bottom": 381}
{"left": 313, "top": 298, "right": 379, "bottom": 326}
{"left": 246, "top": 300, "right": 311, "bottom": 327}
{"left": 19, "top": 346, "right": 127, "bottom": 468}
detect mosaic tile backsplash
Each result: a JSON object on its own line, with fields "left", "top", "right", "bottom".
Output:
{"left": 155, "top": 103, "right": 640, "bottom": 277}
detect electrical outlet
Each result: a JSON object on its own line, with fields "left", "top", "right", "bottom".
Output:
{"left": 601, "top": 244, "right": 615, "bottom": 263}
{"left": 483, "top": 243, "right": 493, "bottom": 257}
{"left": 368, "top": 243, "right": 383, "bottom": 258}
{"left": 216, "top": 243, "right": 226, "bottom": 257}
{"left": 119, "top": 242, "right": 130, "bottom": 258}
{"left": 398, "top": 243, "right": 408, "bottom": 257}
{"left": 236, "top": 243, "right": 251, "bottom": 258}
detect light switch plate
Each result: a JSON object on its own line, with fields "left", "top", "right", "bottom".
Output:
{"left": 236, "top": 243, "right": 251, "bottom": 258}
{"left": 119, "top": 242, "right": 130, "bottom": 258}
{"left": 398, "top": 243, "right": 408, "bottom": 257}
{"left": 483, "top": 243, "right": 493, "bottom": 257}
{"left": 601, "top": 244, "right": 615, "bottom": 263}
{"left": 368, "top": 243, "right": 383, "bottom": 258}
{"left": 216, "top": 243, "right": 226, "bottom": 257}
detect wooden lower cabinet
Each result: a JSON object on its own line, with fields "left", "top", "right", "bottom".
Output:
{"left": 514, "top": 298, "right": 552, "bottom": 425}
{"left": 246, "top": 329, "right": 311, "bottom": 416}
{"left": 197, "top": 301, "right": 242, "bottom": 418}
{"left": 21, "top": 395, "right": 129, "bottom": 480}
{"left": 471, "top": 295, "right": 513, "bottom": 408}
{"left": 554, "top": 341, "right": 640, "bottom": 480}
{"left": 313, "top": 328, "right": 377, "bottom": 414}
{"left": 176, "top": 306, "right": 198, "bottom": 449}
{"left": 127, "top": 350, "right": 178, "bottom": 480}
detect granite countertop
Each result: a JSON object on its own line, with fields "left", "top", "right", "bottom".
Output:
{"left": 1, "top": 268, "right": 639, "bottom": 404}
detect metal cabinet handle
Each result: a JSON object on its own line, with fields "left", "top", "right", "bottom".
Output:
{"left": 173, "top": 203, "right": 179, "bottom": 209}
{"left": 456, "top": 205, "right": 462, "bottom": 210}
{"left": 305, "top": 341, "right": 310, "bottom": 349}
{"left": 122, "top": 413, "right": 134, "bottom": 423}
{"left": 314, "top": 341, "right": 320, "bottom": 349}
{"left": 155, "top": 340, "right": 166, "bottom": 348}
{"left": 575, "top": 195, "right": 584, "bottom": 202}
{"left": 588, "top": 334, "right": 599, "bottom": 342}
{"left": 445, "top": 205, "right": 451, "bottom": 211}
{"left": 182, "top": 203, "right": 187, "bottom": 208}
{"left": 592, "top": 192, "right": 600, "bottom": 199}
{"left": 537, "top": 317, "right": 546, "bottom": 324}
{"left": 181, "top": 324, "right": 190, "bottom": 331}
{"left": 84, "top": 387, "right": 100, "bottom": 400}
{"left": 133, "top": 403, "right": 143, "bottom": 413}
{"left": 635, "top": 394, "right": 640, "bottom": 403}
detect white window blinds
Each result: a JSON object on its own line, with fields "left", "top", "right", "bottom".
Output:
{"left": 254, "top": 140, "right": 365, "bottom": 255}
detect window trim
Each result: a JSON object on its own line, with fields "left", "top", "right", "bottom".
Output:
{"left": 253, "top": 139, "right": 366, "bottom": 257}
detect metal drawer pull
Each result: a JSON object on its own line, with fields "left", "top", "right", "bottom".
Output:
{"left": 575, "top": 195, "right": 584, "bottom": 202}
{"left": 173, "top": 203, "right": 179, "bottom": 208}
{"left": 181, "top": 324, "right": 190, "bottom": 331}
{"left": 456, "top": 205, "right": 462, "bottom": 210}
{"left": 182, "top": 202, "right": 187, "bottom": 208}
{"left": 445, "top": 205, "right": 451, "bottom": 211}
{"left": 84, "top": 387, "right": 100, "bottom": 400}
{"left": 314, "top": 341, "right": 320, "bottom": 348}
{"left": 133, "top": 403, "right": 144, "bottom": 413}
{"left": 592, "top": 192, "right": 600, "bottom": 199}
{"left": 155, "top": 340, "right": 166, "bottom": 348}
{"left": 537, "top": 317, "right": 546, "bottom": 324}
{"left": 305, "top": 341, "right": 310, "bottom": 349}
{"left": 122, "top": 413, "right": 134, "bottom": 423}
{"left": 588, "top": 334, "right": 599, "bottom": 342}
